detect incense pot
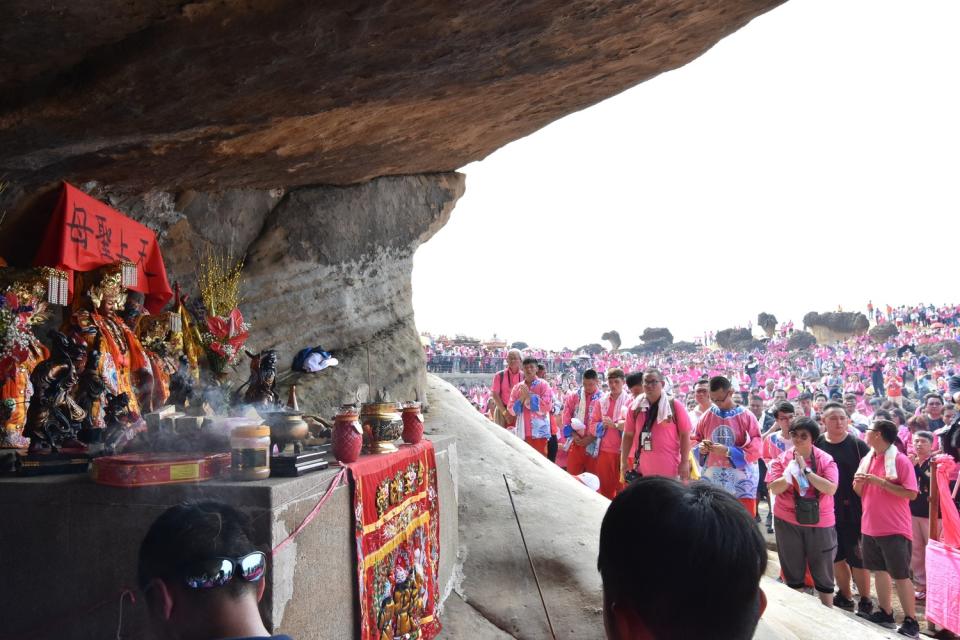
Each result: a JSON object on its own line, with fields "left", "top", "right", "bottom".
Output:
{"left": 400, "top": 402, "right": 423, "bottom": 444}
{"left": 359, "top": 402, "right": 402, "bottom": 454}
{"left": 332, "top": 405, "right": 362, "bottom": 463}
{"left": 262, "top": 410, "right": 309, "bottom": 454}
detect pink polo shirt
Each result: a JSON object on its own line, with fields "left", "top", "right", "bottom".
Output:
{"left": 767, "top": 447, "right": 838, "bottom": 528}
{"left": 588, "top": 391, "right": 628, "bottom": 453}
{"left": 492, "top": 368, "right": 522, "bottom": 406}
{"left": 860, "top": 450, "right": 918, "bottom": 540}
{"left": 624, "top": 397, "right": 691, "bottom": 478}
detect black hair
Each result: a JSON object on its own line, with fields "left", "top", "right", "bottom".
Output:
{"left": 914, "top": 430, "right": 935, "bottom": 443}
{"left": 814, "top": 393, "right": 828, "bottom": 401}
{"left": 138, "top": 501, "right": 260, "bottom": 598}
{"left": 537, "top": 363, "right": 546, "bottom": 371}
{"left": 625, "top": 372, "right": 644, "bottom": 388}
{"left": 708, "top": 376, "right": 732, "bottom": 393}
{"left": 583, "top": 369, "right": 599, "bottom": 381}
{"left": 821, "top": 401, "right": 846, "bottom": 416}
{"left": 789, "top": 416, "right": 820, "bottom": 441}
{"left": 924, "top": 393, "right": 944, "bottom": 407}
{"left": 798, "top": 392, "right": 813, "bottom": 401}
{"left": 874, "top": 409, "right": 893, "bottom": 422}
{"left": 773, "top": 401, "right": 795, "bottom": 419}
{"left": 522, "top": 356, "right": 539, "bottom": 366}
{"left": 598, "top": 478, "right": 766, "bottom": 640}
{"left": 872, "top": 419, "right": 898, "bottom": 445}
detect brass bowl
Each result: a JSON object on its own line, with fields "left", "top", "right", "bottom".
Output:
{"left": 262, "top": 411, "right": 309, "bottom": 454}
{"left": 360, "top": 402, "right": 402, "bottom": 454}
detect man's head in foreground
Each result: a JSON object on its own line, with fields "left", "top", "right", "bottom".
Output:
{"left": 598, "top": 477, "right": 767, "bottom": 640}
{"left": 138, "top": 501, "right": 271, "bottom": 640}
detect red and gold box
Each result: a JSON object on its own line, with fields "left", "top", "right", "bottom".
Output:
{"left": 91, "top": 452, "right": 231, "bottom": 488}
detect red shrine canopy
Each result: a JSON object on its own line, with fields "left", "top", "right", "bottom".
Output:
{"left": 33, "top": 182, "right": 173, "bottom": 313}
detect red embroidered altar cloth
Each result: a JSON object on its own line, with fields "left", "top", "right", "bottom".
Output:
{"left": 347, "top": 440, "right": 441, "bottom": 640}
{"left": 33, "top": 182, "right": 172, "bottom": 313}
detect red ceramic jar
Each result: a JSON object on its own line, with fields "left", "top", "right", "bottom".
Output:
{"left": 332, "top": 406, "right": 363, "bottom": 464}
{"left": 401, "top": 402, "right": 424, "bottom": 444}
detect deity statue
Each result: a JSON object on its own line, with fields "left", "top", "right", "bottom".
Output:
{"left": 23, "top": 332, "right": 87, "bottom": 453}
{"left": 69, "top": 265, "right": 153, "bottom": 424}
{"left": 234, "top": 349, "right": 280, "bottom": 409}
{"left": 137, "top": 311, "right": 184, "bottom": 410}
{"left": 102, "top": 392, "right": 138, "bottom": 455}
{"left": 0, "top": 269, "right": 53, "bottom": 448}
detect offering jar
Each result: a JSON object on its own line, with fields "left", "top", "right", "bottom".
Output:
{"left": 332, "top": 406, "right": 362, "bottom": 464}
{"left": 401, "top": 402, "right": 423, "bottom": 444}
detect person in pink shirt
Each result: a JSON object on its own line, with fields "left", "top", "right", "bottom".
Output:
{"left": 490, "top": 349, "right": 523, "bottom": 428}
{"left": 853, "top": 419, "right": 920, "bottom": 636}
{"left": 561, "top": 369, "right": 601, "bottom": 476}
{"left": 767, "top": 416, "right": 839, "bottom": 606}
{"left": 695, "top": 376, "right": 763, "bottom": 517}
{"left": 620, "top": 367, "right": 692, "bottom": 482}
{"left": 508, "top": 357, "right": 554, "bottom": 456}
{"left": 588, "top": 368, "right": 628, "bottom": 499}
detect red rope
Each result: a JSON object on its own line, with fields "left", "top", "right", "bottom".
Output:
{"left": 272, "top": 466, "right": 347, "bottom": 557}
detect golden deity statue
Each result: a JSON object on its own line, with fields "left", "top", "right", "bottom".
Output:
{"left": 69, "top": 265, "right": 153, "bottom": 424}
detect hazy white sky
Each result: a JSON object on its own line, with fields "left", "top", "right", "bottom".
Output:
{"left": 412, "top": 0, "right": 960, "bottom": 351}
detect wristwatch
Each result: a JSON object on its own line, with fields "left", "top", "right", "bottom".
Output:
{"left": 802, "top": 467, "right": 813, "bottom": 476}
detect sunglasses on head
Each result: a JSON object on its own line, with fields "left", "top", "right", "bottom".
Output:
{"left": 182, "top": 551, "right": 266, "bottom": 589}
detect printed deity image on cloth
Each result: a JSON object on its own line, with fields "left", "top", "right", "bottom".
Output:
{"left": 350, "top": 441, "right": 441, "bottom": 640}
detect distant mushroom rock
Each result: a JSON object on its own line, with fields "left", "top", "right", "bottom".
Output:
{"left": 715, "top": 328, "right": 752, "bottom": 350}
{"left": 787, "top": 330, "right": 818, "bottom": 351}
{"left": 868, "top": 323, "right": 898, "bottom": 343}
{"left": 757, "top": 312, "right": 778, "bottom": 338}
{"left": 510, "top": 341, "right": 529, "bottom": 350}
{"left": 640, "top": 327, "right": 674, "bottom": 344}
{"left": 668, "top": 341, "right": 700, "bottom": 354}
{"left": 575, "top": 343, "right": 606, "bottom": 355}
{"left": 601, "top": 330, "right": 622, "bottom": 352}
{"left": 802, "top": 311, "right": 870, "bottom": 344}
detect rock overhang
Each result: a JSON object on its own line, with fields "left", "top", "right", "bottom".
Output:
{"left": 1, "top": 0, "right": 787, "bottom": 192}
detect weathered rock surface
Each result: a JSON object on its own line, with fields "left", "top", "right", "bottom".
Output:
{"left": 0, "top": 1, "right": 786, "bottom": 192}
{"left": 601, "top": 330, "right": 622, "bottom": 351}
{"left": 869, "top": 323, "right": 899, "bottom": 343}
{"left": 758, "top": 312, "right": 777, "bottom": 337}
{"left": 803, "top": 311, "right": 870, "bottom": 344}
{"left": 575, "top": 343, "right": 606, "bottom": 356}
{"left": 716, "top": 327, "right": 753, "bottom": 350}
{"left": 916, "top": 340, "right": 960, "bottom": 360}
{"left": 640, "top": 327, "right": 674, "bottom": 344}
{"left": 786, "top": 330, "right": 817, "bottom": 351}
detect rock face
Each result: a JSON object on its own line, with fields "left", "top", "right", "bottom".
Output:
{"left": 869, "top": 323, "right": 899, "bottom": 343}
{"left": 803, "top": 311, "right": 870, "bottom": 344}
{"left": 640, "top": 327, "right": 674, "bottom": 345}
{"left": 758, "top": 312, "right": 777, "bottom": 338}
{"left": 715, "top": 327, "right": 752, "bottom": 350}
{"left": 787, "top": 330, "right": 817, "bottom": 351}
{"left": 0, "top": 1, "right": 786, "bottom": 192}
{"left": 601, "top": 330, "right": 622, "bottom": 352}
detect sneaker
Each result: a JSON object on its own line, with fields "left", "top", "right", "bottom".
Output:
{"left": 766, "top": 524, "right": 774, "bottom": 534}
{"left": 865, "top": 608, "right": 896, "bottom": 629}
{"left": 898, "top": 616, "right": 920, "bottom": 638}
{"left": 914, "top": 591, "right": 926, "bottom": 601}
{"left": 833, "top": 593, "right": 856, "bottom": 610}
{"left": 856, "top": 598, "right": 875, "bottom": 618}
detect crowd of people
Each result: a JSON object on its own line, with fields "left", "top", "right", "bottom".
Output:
{"left": 434, "top": 304, "right": 960, "bottom": 639}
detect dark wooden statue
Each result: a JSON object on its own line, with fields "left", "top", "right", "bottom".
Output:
{"left": 23, "top": 332, "right": 87, "bottom": 453}
{"left": 234, "top": 349, "right": 280, "bottom": 409}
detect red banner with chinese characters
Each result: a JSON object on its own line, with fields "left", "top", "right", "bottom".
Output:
{"left": 33, "top": 182, "right": 172, "bottom": 313}
{"left": 347, "top": 441, "right": 442, "bottom": 640}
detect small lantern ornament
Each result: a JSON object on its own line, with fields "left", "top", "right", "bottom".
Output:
{"left": 45, "top": 268, "right": 69, "bottom": 306}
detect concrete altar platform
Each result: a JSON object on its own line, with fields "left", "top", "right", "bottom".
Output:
{"left": 0, "top": 435, "right": 458, "bottom": 640}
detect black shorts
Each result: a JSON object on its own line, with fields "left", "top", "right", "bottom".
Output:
{"left": 862, "top": 534, "right": 912, "bottom": 581}
{"left": 834, "top": 520, "right": 864, "bottom": 569}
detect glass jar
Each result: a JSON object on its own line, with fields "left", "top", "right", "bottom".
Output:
{"left": 230, "top": 425, "right": 271, "bottom": 481}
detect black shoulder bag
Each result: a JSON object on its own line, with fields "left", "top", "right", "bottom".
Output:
{"left": 794, "top": 454, "right": 821, "bottom": 525}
